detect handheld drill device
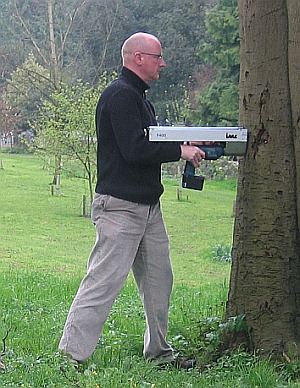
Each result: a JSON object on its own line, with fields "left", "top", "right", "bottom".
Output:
{"left": 149, "top": 126, "right": 248, "bottom": 190}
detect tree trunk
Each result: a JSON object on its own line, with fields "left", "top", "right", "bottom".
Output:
{"left": 47, "top": 0, "right": 61, "bottom": 89}
{"left": 47, "top": 0, "right": 62, "bottom": 193}
{"left": 225, "top": 0, "right": 300, "bottom": 356}
{"left": 287, "top": 0, "right": 300, "bottom": 214}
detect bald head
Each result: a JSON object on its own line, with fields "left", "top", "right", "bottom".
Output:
{"left": 122, "top": 33, "right": 160, "bottom": 63}
{"left": 121, "top": 32, "right": 166, "bottom": 83}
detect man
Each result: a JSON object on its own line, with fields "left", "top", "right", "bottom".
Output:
{"left": 59, "top": 32, "right": 204, "bottom": 368}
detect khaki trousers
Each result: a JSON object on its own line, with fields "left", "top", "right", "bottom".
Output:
{"left": 59, "top": 194, "right": 174, "bottom": 362}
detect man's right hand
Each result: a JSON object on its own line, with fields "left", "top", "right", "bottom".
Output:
{"left": 180, "top": 144, "right": 205, "bottom": 168}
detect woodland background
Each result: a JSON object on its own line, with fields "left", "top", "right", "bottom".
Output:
{"left": 0, "top": 0, "right": 239, "bottom": 144}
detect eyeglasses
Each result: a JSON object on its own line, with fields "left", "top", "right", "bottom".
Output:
{"left": 140, "top": 52, "right": 163, "bottom": 60}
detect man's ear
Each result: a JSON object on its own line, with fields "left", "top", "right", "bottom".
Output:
{"left": 134, "top": 52, "right": 143, "bottom": 65}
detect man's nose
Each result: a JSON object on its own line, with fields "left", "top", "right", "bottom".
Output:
{"left": 160, "top": 58, "right": 166, "bottom": 67}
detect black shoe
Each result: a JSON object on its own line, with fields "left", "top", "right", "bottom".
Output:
{"left": 170, "top": 358, "right": 196, "bottom": 370}
{"left": 152, "top": 357, "right": 196, "bottom": 370}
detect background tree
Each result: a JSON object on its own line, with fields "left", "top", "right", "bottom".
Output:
{"left": 225, "top": 0, "right": 300, "bottom": 356}
{"left": 4, "top": 0, "right": 97, "bottom": 190}
{"left": 144, "top": 0, "right": 209, "bottom": 120}
{"left": 3, "top": 53, "right": 52, "bottom": 124}
{"left": 30, "top": 75, "right": 111, "bottom": 205}
{"left": 187, "top": 0, "right": 240, "bottom": 126}
{"left": 0, "top": 50, "right": 24, "bottom": 148}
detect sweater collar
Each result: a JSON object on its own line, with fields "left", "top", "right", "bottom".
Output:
{"left": 120, "top": 67, "right": 150, "bottom": 95}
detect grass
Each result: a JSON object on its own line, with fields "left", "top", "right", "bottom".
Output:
{"left": 1, "top": 152, "right": 300, "bottom": 387}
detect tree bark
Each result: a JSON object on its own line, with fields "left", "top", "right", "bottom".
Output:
{"left": 287, "top": 0, "right": 300, "bottom": 213}
{"left": 226, "top": 0, "right": 300, "bottom": 356}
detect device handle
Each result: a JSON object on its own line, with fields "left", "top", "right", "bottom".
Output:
{"left": 183, "top": 161, "right": 195, "bottom": 175}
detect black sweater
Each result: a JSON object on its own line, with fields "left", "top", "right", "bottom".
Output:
{"left": 95, "top": 67, "right": 181, "bottom": 205}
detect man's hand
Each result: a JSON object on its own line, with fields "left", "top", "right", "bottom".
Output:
{"left": 180, "top": 144, "right": 205, "bottom": 168}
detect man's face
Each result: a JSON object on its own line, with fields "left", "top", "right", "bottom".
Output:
{"left": 138, "top": 42, "right": 166, "bottom": 83}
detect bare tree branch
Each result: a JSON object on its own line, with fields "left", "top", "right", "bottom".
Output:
{"left": 14, "top": 2, "right": 49, "bottom": 67}
{"left": 92, "top": 2, "right": 119, "bottom": 85}
{"left": 58, "top": 0, "right": 89, "bottom": 64}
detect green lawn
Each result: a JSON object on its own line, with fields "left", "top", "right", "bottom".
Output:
{"left": 1, "top": 152, "right": 298, "bottom": 387}
{"left": 0, "top": 153, "right": 233, "bottom": 283}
